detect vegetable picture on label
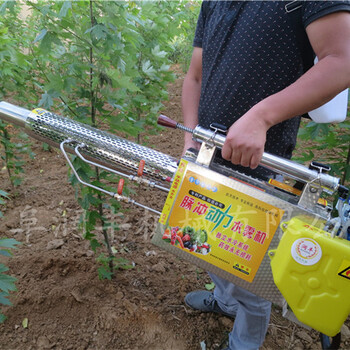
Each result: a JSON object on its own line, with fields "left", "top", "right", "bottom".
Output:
{"left": 162, "top": 226, "right": 211, "bottom": 255}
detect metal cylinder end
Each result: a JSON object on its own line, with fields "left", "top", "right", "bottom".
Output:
{"left": 0, "top": 101, "right": 31, "bottom": 128}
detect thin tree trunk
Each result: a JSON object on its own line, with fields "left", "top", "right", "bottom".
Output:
{"left": 89, "top": 0, "right": 114, "bottom": 273}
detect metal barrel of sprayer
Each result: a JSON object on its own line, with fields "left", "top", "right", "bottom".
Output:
{"left": 0, "top": 102, "right": 340, "bottom": 193}
{"left": 157, "top": 115, "right": 340, "bottom": 193}
{"left": 0, "top": 101, "right": 178, "bottom": 183}
{"left": 0, "top": 102, "right": 31, "bottom": 127}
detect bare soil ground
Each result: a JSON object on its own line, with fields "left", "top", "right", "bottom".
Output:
{"left": 0, "top": 70, "right": 349, "bottom": 350}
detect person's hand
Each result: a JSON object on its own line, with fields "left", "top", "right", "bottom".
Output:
{"left": 221, "top": 108, "right": 270, "bottom": 169}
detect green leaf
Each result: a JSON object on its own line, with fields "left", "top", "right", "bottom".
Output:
{"left": 90, "top": 239, "right": 101, "bottom": 252}
{"left": 12, "top": 177, "right": 22, "bottom": 187}
{"left": 33, "top": 29, "right": 48, "bottom": 44}
{"left": 126, "top": 12, "right": 145, "bottom": 27}
{"left": 91, "top": 24, "right": 108, "bottom": 41}
{"left": 0, "top": 250, "right": 12, "bottom": 257}
{"left": 86, "top": 210, "right": 101, "bottom": 225}
{"left": 0, "top": 238, "right": 20, "bottom": 249}
{"left": 63, "top": 76, "right": 77, "bottom": 93}
{"left": 0, "top": 190, "right": 9, "bottom": 199}
{"left": 0, "top": 1, "right": 15, "bottom": 14}
{"left": 58, "top": 1, "right": 71, "bottom": 19}
{"left": 82, "top": 230, "right": 95, "bottom": 241}
{"left": 293, "top": 150, "right": 315, "bottom": 163}
{"left": 109, "top": 118, "right": 140, "bottom": 137}
{"left": 39, "top": 31, "right": 61, "bottom": 55}
{"left": 151, "top": 45, "right": 167, "bottom": 58}
{"left": 0, "top": 313, "right": 6, "bottom": 323}
{"left": 22, "top": 317, "right": 28, "bottom": 328}
{"left": 81, "top": 193, "right": 100, "bottom": 210}
{"left": 0, "top": 292, "right": 12, "bottom": 306}
{"left": 115, "top": 257, "right": 134, "bottom": 270}
{"left": 46, "top": 74, "right": 64, "bottom": 93}
{"left": 115, "top": 75, "right": 140, "bottom": 92}
{"left": 205, "top": 282, "right": 215, "bottom": 291}
{"left": 42, "top": 143, "right": 50, "bottom": 151}
{"left": 338, "top": 122, "right": 350, "bottom": 129}
{"left": 0, "top": 274, "right": 17, "bottom": 293}
{"left": 39, "top": 92, "right": 54, "bottom": 109}
{"left": 142, "top": 60, "right": 156, "bottom": 76}
{"left": 159, "top": 63, "right": 170, "bottom": 72}
{"left": 97, "top": 266, "right": 113, "bottom": 280}
{"left": 0, "top": 265, "right": 9, "bottom": 274}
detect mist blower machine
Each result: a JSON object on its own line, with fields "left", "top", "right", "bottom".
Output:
{"left": 0, "top": 101, "right": 349, "bottom": 349}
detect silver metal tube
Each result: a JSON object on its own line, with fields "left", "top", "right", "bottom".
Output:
{"left": 61, "top": 140, "right": 161, "bottom": 216}
{"left": 0, "top": 101, "right": 31, "bottom": 127}
{"left": 74, "top": 144, "right": 169, "bottom": 193}
{"left": 193, "top": 125, "right": 339, "bottom": 192}
{"left": 74, "top": 143, "right": 137, "bottom": 179}
{"left": 131, "top": 203, "right": 161, "bottom": 215}
{"left": 260, "top": 152, "right": 338, "bottom": 190}
{"left": 0, "top": 102, "right": 178, "bottom": 182}
{"left": 60, "top": 140, "right": 116, "bottom": 198}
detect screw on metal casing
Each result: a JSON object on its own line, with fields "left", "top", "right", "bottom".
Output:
{"left": 309, "top": 186, "right": 319, "bottom": 193}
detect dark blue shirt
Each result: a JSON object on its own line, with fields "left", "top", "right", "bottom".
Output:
{"left": 193, "top": 1, "right": 350, "bottom": 176}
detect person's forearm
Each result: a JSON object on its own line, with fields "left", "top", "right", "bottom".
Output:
{"left": 222, "top": 54, "right": 350, "bottom": 169}
{"left": 221, "top": 11, "right": 350, "bottom": 170}
{"left": 254, "top": 55, "right": 350, "bottom": 129}
{"left": 182, "top": 74, "right": 201, "bottom": 145}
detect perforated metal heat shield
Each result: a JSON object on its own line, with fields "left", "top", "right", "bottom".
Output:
{"left": 25, "top": 109, "right": 178, "bottom": 181}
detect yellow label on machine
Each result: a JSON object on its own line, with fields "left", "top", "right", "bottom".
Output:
{"left": 31, "top": 108, "right": 47, "bottom": 115}
{"left": 159, "top": 159, "right": 188, "bottom": 226}
{"left": 159, "top": 160, "right": 284, "bottom": 283}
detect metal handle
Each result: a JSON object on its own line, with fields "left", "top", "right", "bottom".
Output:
{"left": 158, "top": 116, "right": 340, "bottom": 192}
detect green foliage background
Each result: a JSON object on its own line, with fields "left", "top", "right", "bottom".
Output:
{"left": 0, "top": 237, "right": 20, "bottom": 323}
{"left": 0, "top": 0, "right": 201, "bottom": 316}
{"left": 295, "top": 120, "right": 350, "bottom": 186}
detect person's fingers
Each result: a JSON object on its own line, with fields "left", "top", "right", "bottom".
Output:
{"left": 240, "top": 153, "right": 251, "bottom": 168}
{"left": 221, "top": 142, "right": 232, "bottom": 161}
{"left": 250, "top": 149, "right": 263, "bottom": 169}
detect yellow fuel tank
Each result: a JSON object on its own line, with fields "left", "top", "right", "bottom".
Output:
{"left": 269, "top": 217, "right": 350, "bottom": 336}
